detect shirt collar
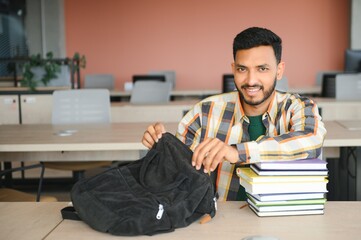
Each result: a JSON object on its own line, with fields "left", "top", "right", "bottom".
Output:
{"left": 235, "top": 91, "right": 282, "bottom": 125}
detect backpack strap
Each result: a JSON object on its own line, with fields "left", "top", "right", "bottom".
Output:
{"left": 61, "top": 206, "right": 81, "bottom": 221}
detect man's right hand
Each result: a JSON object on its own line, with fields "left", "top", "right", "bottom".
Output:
{"left": 141, "top": 122, "right": 166, "bottom": 149}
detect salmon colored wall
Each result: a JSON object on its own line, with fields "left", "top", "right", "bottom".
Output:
{"left": 64, "top": 0, "right": 349, "bottom": 90}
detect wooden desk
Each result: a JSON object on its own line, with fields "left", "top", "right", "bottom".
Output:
{"left": 1, "top": 121, "right": 360, "bottom": 200}
{"left": 110, "top": 89, "right": 220, "bottom": 100}
{"left": 313, "top": 97, "right": 361, "bottom": 120}
{"left": 0, "top": 121, "right": 359, "bottom": 161}
{"left": 0, "top": 123, "right": 178, "bottom": 162}
{"left": 323, "top": 120, "right": 361, "bottom": 147}
{"left": 111, "top": 100, "right": 196, "bottom": 123}
{"left": 289, "top": 85, "right": 321, "bottom": 95}
{"left": 0, "top": 202, "right": 67, "bottom": 240}
{"left": 1, "top": 202, "right": 359, "bottom": 240}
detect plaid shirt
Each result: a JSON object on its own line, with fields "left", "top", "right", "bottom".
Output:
{"left": 175, "top": 91, "right": 327, "bottom": 201}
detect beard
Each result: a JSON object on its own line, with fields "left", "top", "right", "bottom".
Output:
{"left": 236, "top": 78, "right": 277, "bottom": 106}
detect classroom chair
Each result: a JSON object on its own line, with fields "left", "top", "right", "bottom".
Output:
{"left": 37, "top": 89, "right": 112, "bottom": 200}
{"left": 130, "top": 81, "right": 172, "bottom": 104}
{"left": 84, "top": 74, "right": 115, "bottom": 90}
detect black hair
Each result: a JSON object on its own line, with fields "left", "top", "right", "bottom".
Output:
{"left": 233, "top": 27, "right": 282, "bottom": 63}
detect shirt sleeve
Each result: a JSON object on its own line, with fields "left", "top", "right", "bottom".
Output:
{"left": 175, "top": 102, "right": 203, "bottom": 151}
{"left": 235, "top": 97, "right": 327, "bottom": 163}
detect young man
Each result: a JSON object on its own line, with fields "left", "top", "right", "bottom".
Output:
{"left": 142, "top": 27, "right": 327, "bottom": 201}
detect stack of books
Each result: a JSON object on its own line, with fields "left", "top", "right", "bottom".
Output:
{"left": 236, "top": 158, "right": 328, "bottom": 217}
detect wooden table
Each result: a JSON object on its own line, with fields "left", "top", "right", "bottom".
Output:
{"left": 0, "top": 122, "right": 179, "bottom": 162}
{"left": 313, "top": 97, "right": 361, "bottom": 121}
{"left": 0, "top": 202, "right": 68, "bottom": 240}
{"left": 111, "top": 100, "right": 196, "bottom": 123}
{"left": 110, "top": 89, "right": 220, "bottom": 100}
{"left": 1, "top": 202, "right": 360, "bottom": 240}
{"left": 0, "top": 120, "right": 360, "bottom": 162}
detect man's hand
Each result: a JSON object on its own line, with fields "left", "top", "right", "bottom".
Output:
{"left": 192, "top": 138, "right": 239, "bottom": 173}
{"left": 141, "top": 122, "right": 166, "bottom": 149}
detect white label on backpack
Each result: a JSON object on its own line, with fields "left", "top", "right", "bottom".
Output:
{"left": 156, "top": 204, "right": 164, "bottom": 220}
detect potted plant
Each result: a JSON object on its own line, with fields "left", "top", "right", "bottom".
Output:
{"left": 21, "top": 52, "right": 86, "bottom": 91}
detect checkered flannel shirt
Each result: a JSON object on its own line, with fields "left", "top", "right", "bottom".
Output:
{"left": 175, "top": 91, "right": 327, "bottom": 201}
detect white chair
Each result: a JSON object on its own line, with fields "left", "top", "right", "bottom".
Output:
{"left": 37, "top": 89, "right": 112, "bottom": 200}
{"left": 84, "top": 74, "right": 115, "bottom": 90}
{"left": 130, "top": 81, "right": 172, "bottom": 104}
{"left": 52, "top": 89, "right": 111, "bottom": 124}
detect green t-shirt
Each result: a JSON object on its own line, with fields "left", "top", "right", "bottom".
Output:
{"left": 236, "top": 114, "right": 266, "bottom": 200}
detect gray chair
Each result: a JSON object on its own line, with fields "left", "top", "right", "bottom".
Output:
{"left": 222, "top": 74, "right": 236, "bottom": 93}
{"left": 130, "top": 81, "right": 172, "bottom": 104}
{"left": 38, "top": 89, "right": 112, "bottom": 199}
{"left": 316, "top": 71, "right": 343, "bottom": 87}
{"left": 84, "top": 74, "right": 115, "bottom": 90}
{"left": 335, "top": 73, "right": 361, "bottom": 100}
{"left": 148, "top": 70, "right": 176, "bottom": 89}
{"left": 275, "top": 76, "right": 289, "bottom": 92}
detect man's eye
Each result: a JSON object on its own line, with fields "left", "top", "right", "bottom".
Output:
{"left": 237, "top": 67, "right": 246, "bottom": 72}
{"left": 259, "top": 67, "right": 268, "bottom": 72}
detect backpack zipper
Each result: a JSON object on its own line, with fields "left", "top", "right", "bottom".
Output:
{"left": 156, "top": 204, "right": 164, "bottom": 220}
{"left": 213, "top": 197, "right": 217, "bottom": 211}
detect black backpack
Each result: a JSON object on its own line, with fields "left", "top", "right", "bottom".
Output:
{"left": 63, "top": 133, "right": 217, "bottom": 236}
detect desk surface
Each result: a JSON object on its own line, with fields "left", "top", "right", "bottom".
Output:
{"left": 0, "top": 122, "right": 178, "bottom": 152}
{"left": 0, "top": 123, "right": 178, "bottom": 162}
{"left": 110, "top": 89, "right": 220, "bottom": 98}
{"left": 323, "top": 120, "right": 361, "bottom": 147}
{"left": 111, "top": 86, "right": 322, "bottom": 98}
{"left": 1, "top": 201, "right": 359, "bottom": 240}
{"left": 0, "top": 121, "right": 359, "bottom": 160}
{"left": 0, "top": 202, "right": 68, "bottom": 240}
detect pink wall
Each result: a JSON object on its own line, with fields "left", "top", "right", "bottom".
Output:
{"left": 64, "top": 0, "right": 349, "bottom": 90}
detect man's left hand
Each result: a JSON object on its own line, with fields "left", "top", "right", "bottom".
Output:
{"left": 192, "top": 138, "right": 239, "bottom": 173}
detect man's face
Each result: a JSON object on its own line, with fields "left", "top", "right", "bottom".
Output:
{"left": 232, "top": 46, "right": 284, "bottom": 110}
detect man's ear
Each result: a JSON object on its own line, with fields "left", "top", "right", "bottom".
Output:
{"left": 231, "top": 62, "right": 235, "bottom": 74}
{"left": 276, "top": 62, "right": 285, "bottom": 80}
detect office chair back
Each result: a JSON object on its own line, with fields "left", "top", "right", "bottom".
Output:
{"left": 335, "top": 73, "right": 361, "bottom": 100}
{"left": 52, "top": 89, "right": 111, "bottom": 124}
{"left": 316, "top": 71, "right": 343, "bottom": 87}
{"left": 148, "top": 70, "right": 176, "bottom": 89}
{"left": 132, "top": 75, "right": 166, "bottom": 83}
{"left": 321, "top": 73, "right": 338, "bottom": 98}
{"left": 222, "top": 74, "right": 236, "bottom": 93}
{"left": 130, "top": 81, "right": 172, "bottom": 104}
{"left": 275, "top": 76, "right": 289, "bottom": 92}
{"left": 84, "top": 74, "right": 115, "bottom": 90}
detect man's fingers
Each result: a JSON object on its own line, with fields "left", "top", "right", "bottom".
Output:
{"left": 142, "top": 132, "right": 156, "bottom": 149}
{"left": 141, "top": 123, "right": 167, "bottom": 149}
{"left": 154, "top": 122, "right": 166, "bottom": 138}
{"left": 202, "top": 141, "right": 224, "bottom": 173}
{"left": 193, "top": 138, "right": 218, "bottom": 171}
{"left": 192, "top": 138, "right": 236, "bottom": 173}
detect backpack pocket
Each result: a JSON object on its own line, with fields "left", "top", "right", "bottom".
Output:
{"left": 71, "top": 166, "right": 174, "bottom": 236}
